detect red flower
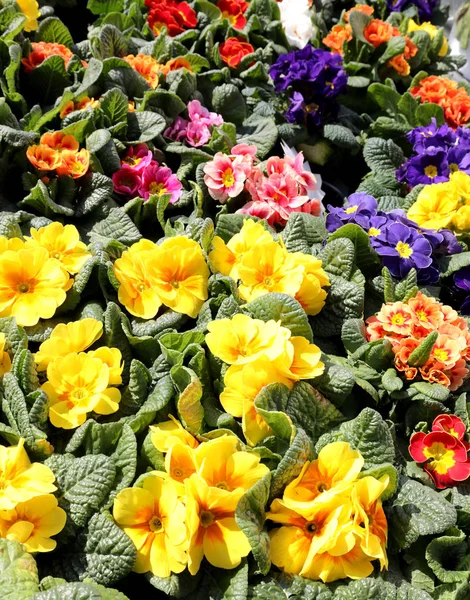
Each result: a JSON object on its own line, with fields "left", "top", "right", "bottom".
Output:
{"left": 409, "top": 430, "right": 470, "bottom": 489}
{"left": 432, "top": 414, "right": 470, "bottom": 450}
{"left": 217, "top": 0, "right": 248, "bottom": 30}
{"left": 146, "top": 0, "right": 197, "bottom": 37}
{"left": 219, "top": 37, "right": 254, "bottom": 68}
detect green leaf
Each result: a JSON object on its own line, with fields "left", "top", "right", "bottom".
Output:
{"left": 0, "top": 539, "right": 39, "bottom": 600}
{"left": 31, "top": 581, "right": 130, "bottom": 600}
{"left": 212, "top": 83, "right": 247, "bottom": 125}
{"left": 89, "top": 208, "right": 142, "bottom": 246}
{"left": 338, "top": 408, "right": 395, "bottom": 469}
{"left": 410, "top": 381, "right": 450, "bottom": 402}
{"left": 363, "top": 137, "right": 405, "bottom": 172}
{"left": 19, "top": 180, "right": 74, "bottom": 218}
{"left": 236, "top": 115, "right": 278, "bottom": 159}
{"left": 320, "top": 238, "right": 355, "bottom": 280}
{"left": 242, "top": 293, "right": 313, "bottom": 342}
{"left": 323, "top": 125, "right": 360, "bottom": 150}
{"left": 36, "top": 17, "right": 73, "bottom": 47}
{"left": 282, "top": 213, "right": 327, "bottom": 254}
{"left": 270, "top": 428, "right": 313, "bottom": 500}
{"left": 311, "top": 276, "right": 364, "bottom": 337}
{"left": 236, "top": 474, "right": 271, "bottom": 575}
{"left": 368, "top": 83, "right": 402, "bottom": 117}
{"left": 45, "top": 453, "right": 116, "bottom": 527}
{"left": 126, "top": 111, "right": 166, "bottom": 144}
{"left": 100, "top": 88, "right": 129, "bottom": 127}
{"left": 27, "top": 55, "right": 71, "bottom": 105}
{"left": 75, "top": 173, "right": 114, "bottom": 217}
{"left": 87, "top": 0, "right": 124, "bottom": 14}
{"left": 12, "top": 348, "right": 39, "bottom": 396}
{"left": 389, "top": 479, "right": 457, "bottom": 549}
{"left": 313, "top": 362, "right": 355, "bottom": 406}
{"left": 329, "top": 224, "right": 380, "bottom": 274}
{"left": 124, "top": 375, "right": 175, "bottom": 434}
{"left": 394, "top": 268, "right": 418, "bottom": 302}
{"left": 426, "top": 527, "right": 469, "bottom": 584}
{"left": 342, "top": 318, "right": 367, "bottom": 354}
{"left": 438, "top": 252, "right": 470, "bottom": 278}
{"left": 382, "top": 368, "right": 404, "bottom": 393}
{"left": 407, "top": 331, "right": 438, "bottom": 367}
{"left": 416, "top": 102, "right": 445, "bottom": 126}
{"left": 254, "top": 383, "right": 294, "bottom": 441}
{"left": 379, "top": 35, "right": 406, "bottom": 63}
{"left": 147, "top": 570, "right": 202, "bottom": 598}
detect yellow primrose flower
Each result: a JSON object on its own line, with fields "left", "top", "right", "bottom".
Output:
{"left": 274, "top": 336, "right": 325, "bottom": 381}
{"left": 16, "top": 0, "right": 40, "bottom": 32}
{"left": 221, "top": 358, "right": 294, "bottom": 446}
{"left": 150, "top": 237, "right": 210, "bottom": 319}
{"left": 150, "top": 415, "right": 199, "bottom": 453}
{"left": 0, "top": 237, "right": 25, "bottom": 253}
{"left": 0, "top": 247, "right": 71, "bottom": 327}
{"left": 0, "top": 439, "right": 56, "bottom": 511}
{"left": 42, "top": 352, "right": 121, "bottom": 429}
{"left": 164, "top": 443, "right": 198, "bottom": 493}
{"left": 238, "top": 241, "right": 304, "bottom": 302}
{"left": 209, "top": 219, "right": 273, "bottom": 280}
{"left": 88, "top": 347, "right": 123, "bottom": 386}
{"left": 195, "top": 436, "right": 269, "bottom": 491}
{"left": 206, "top": 314, "right": 291, "bottom": 366}
{"left": 25, "top": 223, "right": 91, "bottom": 275}
{"left": 407, "top": 19, "right": 448, "bottom": 56}
{"left": 453, "top": 205, "right": 470, "bottom": 231}
{"left": 113, "top": 245, "right": 162, "bottom": 319}
{"left": 407, "top": 182, "right": 459, "bottom": 230}
{"left": 185, "top": 474, "right": 250, "bottom": 574}
{"left": 283, "top": 442, "right": 364, "bottom": 511}
{"left": 291, "top": 253, "right": 330, "bottom": 316}
{"left": 113, "top": 475, "right": 188, "bottom": 577}
{"left": 0, "top": 494, "right": 66, "bottom": 553}
{"left": 0, "top": 333, "right": 11, "bottom": 377}
{"left": 352, "top": 475, "right": 389, "bottom": 569}
{"left": 450, "top": 171, "right": 470, "bottom": 204}
{"left": 34, "top": 318, "right": 103, "bottom": 371}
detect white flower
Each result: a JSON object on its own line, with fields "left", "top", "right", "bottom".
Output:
{"left": 279, "top": 0, "right": 315, "bottom": 49}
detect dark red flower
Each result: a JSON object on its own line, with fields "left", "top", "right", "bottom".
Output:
{"left": 219, "top": 36, "right": 254, "bottom": 68}
{"left": 217, "top": 0, "right": 248, "bottom": 29}
{"left": 146, "top": 0, "right": 197, "bottom": 37}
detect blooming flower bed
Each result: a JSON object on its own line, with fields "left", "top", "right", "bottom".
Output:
{"left": 1, "top": 0, "right": 470, "bottom": 598}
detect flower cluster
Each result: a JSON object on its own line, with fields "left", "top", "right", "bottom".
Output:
{"left": 0, "top": 221, "right": 91, "bottom": 326}
{"left": 113, "top": 434, "right": 268, "bottom": 576}
{"left": 367, "top": 292, "right": 470, "bottom": 390}
{"left": 206, "top": 313, "right": 325, "bottom": 445}
{"left": 407, "top": 171, "right": 470, "bottom": 233}
{"left": 35, "top": 318, "right": 123, "bottom": 429}
{"left": 26, "top": 131, "right": 90, "bottom": 179}
{"left": 409, "top": 415, "right": 470, "bottom": 488}
{"left": 204, "top": 144, "right": 324, "bottom": 225}
{"left": 270, "top": 45, "right": 347, "bottom": 127}
{"left": 397, "top": 119, "right": 470, "bottom": 186}
{"left": 326, "top": 193, "right": 460, "bottom": 284}
{"left": 123, "top": 54, "right": 193, "bottom": 89}
{"left": 209, "top": 219, "right": 330, "bottom": 313}
{"left": 164, "top": 99, "right": 223, "bottom": 148}
{"left": 219, "top": 37, "right": 255, "bottom": 68}
{"left": 21, "top": 41, "right": 86, "bottom": 72}
{"left": 112, "top": 143, "right": 182, "bottom": 203}
{"left": 278, "top": 0, "right": 315, "bottom": 49}
{"left": 145, "top": 0, "right": 197, "bottom": 36}
{"left": 387, "top": 0, "right": 438, "bottom": 21}
{"left": 407, "top": 19, "right": 448, "bottom": 56}
{"left": 0, "top": 439, "right": 65, "bottom": 552}
{"left": 411, "top": 76, "right": 470, "bottom": 128}
{"left": 113, "top": 236, "right": 209, "bottom": 319}
{"left": 267, "top": 442, "right": 388, "bottom": 582}
{"left": 217, "top": 0, "right": 248, "bottom": 30}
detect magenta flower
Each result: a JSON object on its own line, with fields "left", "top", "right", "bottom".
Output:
{"left": 164, "top": 116, "right": 189, "bottom": 142}
{"left": 203, "top": 153, "right": 247, "bottom": 203}
{"left": 186, "top": 121, "right": 211, "bottom": 147}
{"left": 188, "top": 100, "right": 223, "bottom": 127}
{"left": 138, "top": 164, "right": 183, "bottom": 204}
{"left": 112, "top": 168, "right": 142, "bottom": 196}
{"left": 120, "top": 144, "right": 153, "bottom": 172}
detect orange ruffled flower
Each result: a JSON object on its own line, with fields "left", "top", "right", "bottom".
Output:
{"left": 21, "top": 42, "right": 86, "bottom": 73}
{"left": 59, "top": 97, "right": 99, "bottom": 119}
{"left": 26, "top": 132, "right": 90, "bottom": 179}
{"left": 344, "top": 4, "right": 374, "bottom": 22}
{"left": 364, "top": 19, "right": 395, "bottom": 47}
{"left": 323, "top": 25, "right": 353, "bottom": 55}
{"left": 26, "top": 145, "right": 62, "bottom": 172}
{"left": 411, "top": 76, "right": 470, "bottom": 128}
{"left": 388, "top": 37, "right": 418, "bottom": 76}
{"left": 123, "top": 54, "right": 163, "bottom": 89}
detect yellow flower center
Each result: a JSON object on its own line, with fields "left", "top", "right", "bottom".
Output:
{"left": 391, "top": 313, "right": 405, "bottom": 325}
{"left": 52, "top": 252, "right": 61, "bottom": 259}
{"left": 424, "top": 165, "right": 438, "bottom": 178}
{"left": 305, "top": 521, "right": 317, "bottom": 534}
{"left": 17, "top": 283, "right": 30, "bottom": 294}
{"left": 263, "top": 277, "right": 274, "bottom": 287}
{"left": 449, "top": 163, "right": 459, "bottom": 173}
{"left": 305, "top": 103, "right": 318, "bottom": 113}
{"left": 345, "top": 205, "right": 358, "bottom": 214}
{"left": 123, "top": 156, "right": 142, "bottom": 167}
{"left": 171, "top": 279, "right": 180, "bottom": 289}
{"left": 423, "top": 441, "right": 456, "bottom": 474}
{"left": 216, "top": 481, "right": 229, "bottom": 490}
{"left": 149, "top": 182, "right": 166, "bottom": 195}
{"left": 138, "top": 284, "right": 146, "bottom": 292}
{"left": 172, "top": 468, "right": 184, "bottom": 479}
{"left": 200, "top": 510, "right": 215, "bottom": 528}
{"left": 396, "top": 241, "right": 413, "bottom": 258}
{"left": 72, "top": 388, "right": 87, "bottom": 400}
{"left": 221, "top": 168, "right": 235, "bottom": 188}
{"left": 433, "top": 348, "right": 449, "bottom": 362}
{"left": 316, "top": 482, "right": 328, "bottom": 493}
{"left": 416, "top": 309, "right": 428, "bottom": 321}
{"left": 368, "top": 227, "right": 381, "bottom": 237}
{"left": 148, "top": 516, "right": 163, "bottom": 532}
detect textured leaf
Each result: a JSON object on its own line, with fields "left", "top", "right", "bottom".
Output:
{"left": 329, "top": 224, "right": 380, "bottom": 274}
{"left": 363, "top": 138, "right": 405, "bottom": 172}
{"left": 126, "top": 111, "right": 166, "bottom": 143}
{"left": 408, "top": 331, "right": 438, "bottom": 367}
{"left": 323, "top": 124, "right": 360, "bottom": 150}
{"left": 311, "top": 276, "right": 364, "bottom": 337}
{"left": 89, "top": 209, "right": 142, "bottom": 246}
{"left": 341, "top": 318, "right": 367, "bottom": 354}
{"left": 320, "top": 238, "right": 355, "bottom": 280}
{"left": 212, "top": 83, "right": 247, "bottom": 125}
{"left": 426, "top": 527, "right": 469, "bottom": 583}
{"left": 270, "top": 428, "right": 313, "bottom": 500}
{"left": 358, "top": 463, "right": 398, "bottom": 500}
{"left": 282, "top": 213, "right": 327, "bottom": 254}
{"left": 36, "top": 17, "right": 73, "bottom": 47}
{"left": 236, "top": 115, "right": 278, "bottom": 159}
{"left": 0, "top": 539, "right": 39, "bottom": 600}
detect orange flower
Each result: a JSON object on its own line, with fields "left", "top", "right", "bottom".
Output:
{"left": 344, "top": 4, "right": 374, "bottom": 21}
{"left": 393, "top": 337, "right": 418, "bottom": 380}
{"left": 419, "top": 362, "right": 450, "bottom": 387}
{"left": 21, "top": 42, "right": 84, "bottom": 73}
{"left": 411, "top": 76, "right": 470, "bottom": 128}
{"left": 388, "top": 38, "right": 418, "bottom": 76}
{"left": 55, "top": 148, "right": 90, "bottom": 179}
{"left": 123, "top": 54, "right": 162, "bottom": 89}
{"left": 430, "top": 334, "right": 462, "bottom": 369}
{"left": 323, "top": 25, "right": 353, "bottom": 55}
{"left": 40, "top": 132, "right": 79, "bottom": 152}
{"left": 26, "top": 146, "right": 62, "bottom": 172}
{"left": 445, "top": 358, "right": 468, "bottom": 391}
{"left": 372, "top": 302, "right": 416, "bottom": 337}
{"left": 60, "top": 97, "right": 99, "bottom": 119}
{"left": 408, "top": 292, "right": 444, "bottom": 336}
{"left": 364, "top": 19, "right": 395, "bottom": 47}
{"left": 162, "top": 57, "right": 193, "bottom": 74}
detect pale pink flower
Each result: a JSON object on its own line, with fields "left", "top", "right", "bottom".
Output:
{"left": 244, "top": 166, "right": 265, "bottom": 202}
{"left": 112, "top": 168, "right": 142, "bottom": 196}
{"left": 186, "top": 121, "right": 211, "bottom": 147}
{"left": 203, "top": 152, "right": 246, "bottom": 202}
{"left": 138, "top": 164, "right": 183, "bottom": 204}
{"left": 188, "top": 99, "right": 223, "bottom": 127}
{"left": 230, "top": 143, "right": 257, "bottom": 176}
{"left": 237, "top": 200, "right": 276, "bottom": 224}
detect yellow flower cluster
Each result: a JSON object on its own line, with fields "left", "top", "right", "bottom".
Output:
{"left": 408, "top": 171, "right": 470, "bottom": 232}
{"left": 113, "top": 237, "right": 210, "bottom": 319}
{"left": 268, "top": 442, "right": 389, "bottom": 582}
{"left": 0, "top": 222, "right": 91, "bottom": 327}
{"left": 0, "top": 439, "right": 65, "bottom": 552}
{"left": 113, "top": 429, "right": 269, "bottom": 577}
{"left": 205, "top": 314, "right": 324, "bottom": 445}
{"left": 209, "top": 219, "right": 330, "bottom": 315}
{"left": 407, "top": 19, "right": 448, "bottom": 57}
{"left": 34, "top": 318, "right": 123, "bottom": 429}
